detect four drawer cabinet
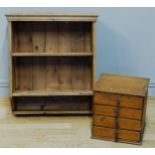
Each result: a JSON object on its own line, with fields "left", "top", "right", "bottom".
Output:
{"left": 92, "top": 74, "right": 150, "bottom": 145}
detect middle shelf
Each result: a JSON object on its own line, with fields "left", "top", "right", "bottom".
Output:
{"left": 13, "top": 90, "right": 93, "bottom": 97}
{"left": 12, "top": 56, "right": 93, "bottom": 93}
{"left": 12, "top": 52, "right": 93, "bottom": 57}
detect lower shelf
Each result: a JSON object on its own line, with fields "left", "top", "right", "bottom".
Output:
{"left": 13, "top": 110, "right": 92, "bottom": 115}
{"left": 12, "top": 96, "right": 92, "bottom": 115}
{"left": 13, "top": 90, "right": 93, "bottom": 97}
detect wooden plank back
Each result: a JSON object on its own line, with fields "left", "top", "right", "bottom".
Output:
{"left": 14, "top": 22, "right": 33, "bottom": 52}
{"left": 19, "top": 58, "right": 33, "bottom": 91}
{"left": 46, "top": 57, "right": 59, "bottom": 90}
{"left": 32, "top": 22, "right": 45, "bottom": 52}
{"left": 45, "top": 22, "right": 58, "bottom": 52}
{"left": 32, "top": 57, "right": 45, "bottom": 90}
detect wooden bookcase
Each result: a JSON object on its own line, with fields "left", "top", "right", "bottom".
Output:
{"left": 6, "top": 13, "right": 98, "bottom": 115}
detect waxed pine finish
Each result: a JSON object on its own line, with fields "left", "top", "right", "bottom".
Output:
{"left": 6, "top": 13, "right": 98, "bottom": 115}
{"left": 92, "top": 74, "right": 149, "bottom": 145}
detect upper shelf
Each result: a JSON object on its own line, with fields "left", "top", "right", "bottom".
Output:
{"left": 12, "top": 52, "right": 93, "bottom": 57}
{"left": 5, "top": 13, "right": 98, "bottom": 22}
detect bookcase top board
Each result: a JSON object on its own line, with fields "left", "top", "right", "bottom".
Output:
{"left": 5, "top": 13, "right": 98, "bottom": 21}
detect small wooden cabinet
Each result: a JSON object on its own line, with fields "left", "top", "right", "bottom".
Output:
{"left": 92, "top": 74, "right": 149, "bottom": 144}
{"left": 6, "top": 13, "right": 98, "bottom": 115}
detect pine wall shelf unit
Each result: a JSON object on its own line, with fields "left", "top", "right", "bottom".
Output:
{"left": 6, "top": 13, "right": 98, "bottom": 115}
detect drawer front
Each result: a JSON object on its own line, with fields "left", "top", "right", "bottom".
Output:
{"left": 120, "top": 96, "right": 143, "bottom": 109}
{"left": 93, "top": 115, "right": 114, "bottom": 128}
{"left": 92, "top": 126, "right": 141, "bottom": 142}
{"left": 93, "top": 105, "right": 142, "bottom": 120}
{"left": 94, "top": 92, "right": 143, "bottom": 109}
{"left": 93, "top": 115, "right": 141, "bottom": 131}
{"left": 93, "top": 126, "right": 115, "bottom": 139}
{"left": 118, "top": 129, "right": 141, "bottom": 142}
{"left": 94, "top": 93, "right": 117, "bottom": 106}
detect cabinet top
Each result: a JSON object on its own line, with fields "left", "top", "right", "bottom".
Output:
{"left": 94, "top": 74, "right": 150, "bottom": 97}
{"left": 5, "top": 13, "right": 98, "bottom": 22}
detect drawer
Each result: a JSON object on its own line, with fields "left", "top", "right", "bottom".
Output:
{"left": 93, "top": 105, "right": 142, "bottom": 120}
{"left": 93, "top": 126, "right": 115, "bottom": 139}
{"left": 92, "top": 126, "right": 141, "bottom": 142}
{"left": 120, "top": 96, "right": 143, "bottom": 109}
{"left": 93, "top": 115, "right": 141, "bottom": 131}
{"left": 94, "top": 93, "right": 117, "bottom": 106}
{"left": 94, "top": 92, "right": 143, "bottom": 109}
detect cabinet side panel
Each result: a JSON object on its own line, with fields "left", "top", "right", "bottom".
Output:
{"left": 8, "top": 22, "right": 13, "bottom": 97}
{"left": 92, "top": 22, "right": 96, "bottom": 87}
{"left": 13, "top": 58, "right": 20, "bottom": 91}
{"left": 14, "top": 22, "right": 18, "bottom": 53}
{"left": 85, "top": 57, "right": 92, "bottom": 90}
{"left": 141, "top": 91, "right": 148, "bottom": 130}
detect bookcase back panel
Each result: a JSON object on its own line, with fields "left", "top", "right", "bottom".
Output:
{"left": 13, "top": 21, "right": 92, "bottom": 53}
{"left": 13, "top": 57, "right": 92, "bottom": 91}
{"left": 14, "top": 96, "right": 92, "bottom": 111}
{"left": 14, "top": 22, "right": 33, "bottom": 52}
